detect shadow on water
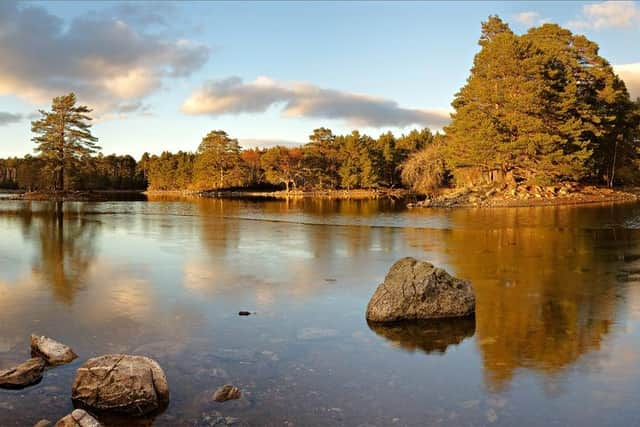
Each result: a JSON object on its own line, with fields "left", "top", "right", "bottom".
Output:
{"left": 367, "top": 317, "right": 476, "bottom": 354}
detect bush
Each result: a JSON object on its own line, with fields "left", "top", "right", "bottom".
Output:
{"left": 400, "top": 143, "right": 448, "bottom": 195}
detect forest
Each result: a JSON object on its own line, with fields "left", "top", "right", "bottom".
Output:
{"left": 1, "top": 16, "right": 639, "bottom": 195}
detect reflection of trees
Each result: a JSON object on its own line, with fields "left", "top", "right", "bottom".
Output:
{"left": 13, "top": 202, "right": 99, "bottom": 304}
{"left": 196, "top": 198, "right": 240, "bottom": 256}
{"left": 368, "top": 318, "right": 475, "bottom": 354}
{"left": 432, "top": 206, "right": 625, "bottom": 391}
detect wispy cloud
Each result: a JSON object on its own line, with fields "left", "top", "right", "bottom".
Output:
{"left": 568, "top": 1, "right": 640, "bottom": 30}
{"left": 0, "top": 1, "right": 210, "bottom": 114}
{"left": 614, "top": 63, "right": 640, "bottom": 99}
{"left": 513, "top": 11, "right": 542, "bottom": 27}
{"left": 182, "top": 76, "right": 451, "bottom": 128}
{"left": 0, "top": 112, "right": 22, "bottom": 126}
{"left": 239, "top": 138, "right": 304, "bottom": 149}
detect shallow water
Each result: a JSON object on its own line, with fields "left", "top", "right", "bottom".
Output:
{"left": 1, "top": 197, "right": 640, "bottom": 426}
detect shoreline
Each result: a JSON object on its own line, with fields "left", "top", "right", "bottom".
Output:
{"left": 2, "top": 185, "right": 639, "bottom": 208}
{"left": 408, "top": 183, "right": 639, "bottom": 209}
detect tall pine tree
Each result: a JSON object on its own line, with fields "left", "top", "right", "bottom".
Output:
{"left": 31, "top": 93, "right": 99, "bottom": 192}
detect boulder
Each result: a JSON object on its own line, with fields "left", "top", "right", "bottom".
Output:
{"left": 55, "top": 409, "right": 102, "bottom": 427}
{"left": 212, "top": 384, "right": 242, "bottom": 402}
{"left": 31, "top": 335, "right": 77, "bottom": 365}
{"left": 71, "top": 354, "right": 169, "bottom": 416}
{"left": 366, "top": 257, "right": 475, "bottom": 322}
{"left": 0, "top": 357, "right": 45, "bottom": 389}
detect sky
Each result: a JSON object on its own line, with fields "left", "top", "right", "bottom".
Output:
{"left": 0, "top": 0, "right": 639, "bottom": 158}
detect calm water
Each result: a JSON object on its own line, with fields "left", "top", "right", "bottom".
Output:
{"left": 1, "top": 197, "right": 640, "bottom": 426}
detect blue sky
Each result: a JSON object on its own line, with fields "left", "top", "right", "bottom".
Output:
{"left": 0, "top": 1, "right": 639, "bottom": 158}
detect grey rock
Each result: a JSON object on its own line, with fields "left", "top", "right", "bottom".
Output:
{"left": 71, "top": 354, "right": 169, "bottom": 416}
{"left": 31, "top": 335, "right": 77, "bottom": 365}
{"left": 55, "top": 409, "right": 102, "bottom": 427}
{"left": 366, "top": 257, "right": 475, "bottom": 322}
{"left": 212, "top": 384, "right": 242, "bottom": 402}
{"left": 0, "top": 357, "right": 45, "bottom": 389}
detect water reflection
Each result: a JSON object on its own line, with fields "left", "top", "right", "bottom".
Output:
{"left": 367, "top": 318, "right": 476, "bottom": 354}
{"left": 0, "top": 199, "right": 639, "bottom": 425}
{"left": 7, "top": 202, "right": 99, "bottom": 304}
{"left": 438, "top": 207, "right": 631, "bottom": 390}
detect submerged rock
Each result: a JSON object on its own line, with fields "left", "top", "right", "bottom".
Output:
{"left": 0, "top": 357, "right": 45, "bottom": 389}
{"left": 30, "top": 335, "right": 78, "bottom": 365}
{"left": 212, "top": 384, "right": 242, "bottom": 402}
{"left": 55, "top": 409, "right": 102, "bottom": 427}
{"left": 71, "top": 354, "right": 169, "bottom": 416}
{"left": 197, "top": 411, "right": 247, "bottom": 427}
{"left": 296, "top": 328, "right": 339, "bottom": 341}
{"left": 366, "top": 257, "right": 475, "bottom": 322}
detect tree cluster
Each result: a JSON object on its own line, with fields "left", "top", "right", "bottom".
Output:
{"left": 419, "top": 16, "right": 640, "bottom": 188}
{"left": 142, "top": 128, "right": 434, "bottom": 192}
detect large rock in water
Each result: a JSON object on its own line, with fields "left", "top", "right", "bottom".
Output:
{"left": 31, "top": 334, "right": 78, "bottom": 365}
{"left": 0, "top": 357, "right": 45, "bottom": 389}
{"left": 366, "top": 257, "right": 475, "bottom": 322}
{"left": 55, "top": 409, "right": 102, "bottom": 427}
{"left": 71, "top": 354, "right": 169, "bottom": 416}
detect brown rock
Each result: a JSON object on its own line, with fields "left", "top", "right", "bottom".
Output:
{"left": 366, "top": 257, "right": 475, "bottom": 322}
{"left": 212, "top": 384, "right": 242, "bottom": 402}
{"left": 0, "top": 357, "right": 45, "bottom": 389}
{"left": 71, "top": 354, "right": 169, "bottom": 416}
{"left": 33, "top": 420, "right": 51, "bottom": 427}
{"left": 55, "top": 409, "right": 102, "bottom": 427}
{"left": 31, "top": 335, "right": 77, "bottom": 365}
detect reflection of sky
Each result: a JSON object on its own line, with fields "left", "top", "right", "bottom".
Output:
{"left": 1, "top": 199, "right": 640, "bottom": 425}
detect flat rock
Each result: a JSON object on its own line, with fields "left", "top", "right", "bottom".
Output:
{"left": 71, "top": 354, "right": 169, "bottom": 416}
{"left": 55, "top": 409, "right": 102, "bottom": 427}
{"left": 0, "top": 357, "right": 45, "bottom": 389}
{"left": 366, "top": 257, "right": 475, "bottom": 322}
{"left": 212, "top": 384, "right": 242, "bottom": 402}
{"left": 31, "top": 335, "right": 78, "bottom": 365}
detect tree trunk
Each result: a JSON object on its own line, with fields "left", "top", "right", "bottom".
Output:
{"left": 609, "top": 139, "right": 618, "bottom": 188}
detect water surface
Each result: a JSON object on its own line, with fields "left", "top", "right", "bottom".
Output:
{"left": 1, "top": 197, "right": 640, "bottom": 426}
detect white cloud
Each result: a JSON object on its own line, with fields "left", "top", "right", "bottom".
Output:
{"left": 182, "top": 76, "right": 451, "bottom": 129}
{"left": 568, "top": 1, "right": 640, "bottom": 30}
{"left": 614, "top": 63, "right": 640, "bottom": 99}
{"left": 513, "top": 11, "right": 541, "bottom": 27}
{"left": 0, "top": 1, "right": 210, "bottom": 114}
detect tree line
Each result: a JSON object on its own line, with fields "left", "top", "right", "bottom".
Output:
{"left": 140, "top": 128, "right": 435, "bottom": 192}
{"left": 1, "top": 17, "right": 639, "bottom": 196}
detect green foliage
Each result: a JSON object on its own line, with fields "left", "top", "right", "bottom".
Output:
{"left": 443, "top": 16, "right": 639, "bottom": 185}
{"left": 192, "top": 130, "right": 245, "bottom": 190}
{"left": 31, "top": 93, "right": 100, "bottom": 191}
{"left": 261, "top": 146, "right": 304, "bottom": 191}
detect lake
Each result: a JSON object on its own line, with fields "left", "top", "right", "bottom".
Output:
{"left": 1, "top": 197, "right": 640, "bottom": 426}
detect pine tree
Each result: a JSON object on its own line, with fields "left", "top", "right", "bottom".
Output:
{"left": 31, "top": 93, "right": 99, "bottom": 192}
{"left": 192, "top": 130, "right": 245, "bottom": 190}
{"left": 443, "top": 16, "right": 638, "bottom": 185}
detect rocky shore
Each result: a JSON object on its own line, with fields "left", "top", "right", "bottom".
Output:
{"left": 408, "top": 182, "right": 639, "bottom": 208}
